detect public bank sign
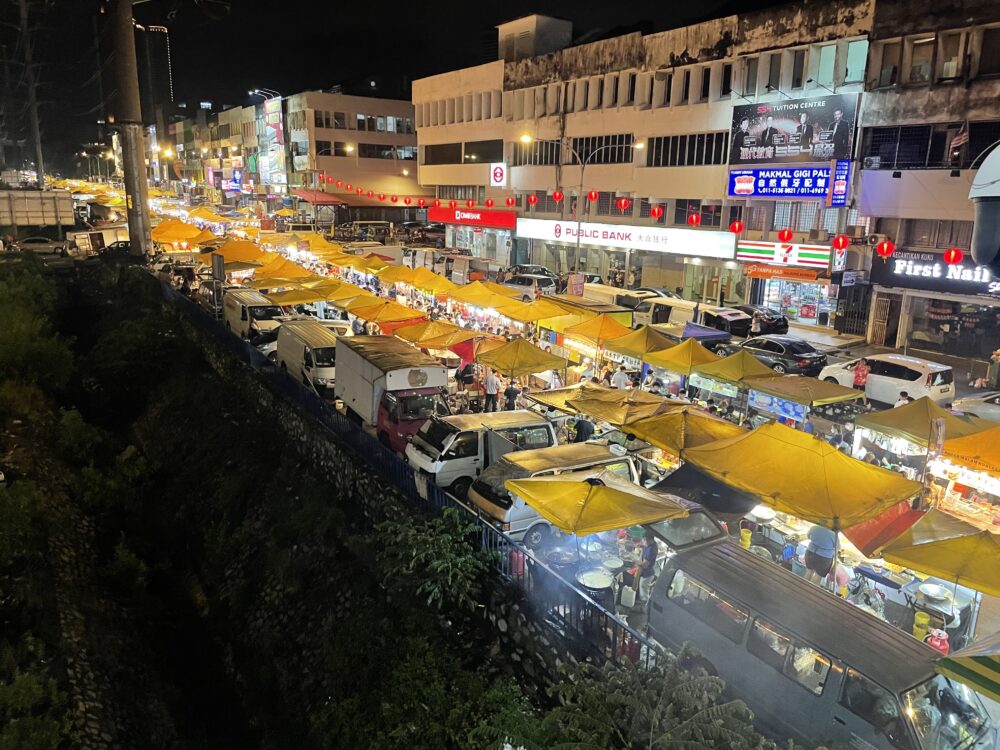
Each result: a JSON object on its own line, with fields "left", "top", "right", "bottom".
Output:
{"left": 868, "top": 249, "right": 1000, "bottom": 298}
{"left": 515, "top": 218, "right": 735, "bottom": 260}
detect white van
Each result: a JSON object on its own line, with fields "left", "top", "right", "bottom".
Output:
{"left": 405, "top": 411, "right": 557, "bottom": 497}
{"left": 632, "top": 297, "right": 701, "bottom": 328}
{"left": 818, "top": 353, "right": 955, "bottom": 405}
{"left": 583, "top": 283, "right": 659, "bottom": 310}
{"left": 275, "top": 320, "right": 340, "bottom": 396}
{"left": 223, "top": 289, "right": 283, "bottom": 338}
{"left": 467, "top": 443, "right": 638, "bottom": 548}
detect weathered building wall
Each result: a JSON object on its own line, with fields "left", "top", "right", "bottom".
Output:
{"left": 870, "top": 0, "right": 1000, "bottom": 39}
{"left": 504, "top": 33, "right": 645, "bottom": 90}
{"left": 735, "top": 0, "right": 873, "bottom": 54}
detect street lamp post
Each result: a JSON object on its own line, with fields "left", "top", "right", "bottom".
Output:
{"left": 519, "top": 135, "right": 644, "bottom": 278}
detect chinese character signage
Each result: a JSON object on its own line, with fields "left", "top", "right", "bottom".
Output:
{"left": 729, "top": 165, "right": 834, "bottom": 200}
{"left": 730, "top": 93, "right": 859, "bottom": 165}
{"left": 829, "top": 159, "right": 850, "bottom": 207}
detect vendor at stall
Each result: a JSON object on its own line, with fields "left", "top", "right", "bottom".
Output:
{"left": 804, "top": 524, "right": 837, "bottom": 585}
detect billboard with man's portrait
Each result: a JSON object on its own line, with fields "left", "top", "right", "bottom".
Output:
{"left": 729, "top": 93, "right": 859, "bottom": 165}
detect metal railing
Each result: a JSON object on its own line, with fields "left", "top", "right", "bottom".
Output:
{"left": 161, "top": 281, "right": 660, "bottom": 670}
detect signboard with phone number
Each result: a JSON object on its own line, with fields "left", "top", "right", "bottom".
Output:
{"left": 728, "top": 160, "right": 850, "bottom": 206}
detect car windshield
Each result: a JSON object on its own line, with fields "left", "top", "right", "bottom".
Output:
{"left": 649, "top": 511, "right": 725, "bottom": 550}
{"left": 398, "top": 393, "right": 448, "bottom": 421}
{"left": 787, "top": 341, "right": 817, "bottom": 354}
{"left": 903, "top": 676, "right": 990, "bottom": 750}
{"left": 312, "top": 346, "right": 336, "bottom": 367}
{"left": 415, "top": 418, "right": 458, "bottom": 454}
{"left": 471, "top": 460, "right": 529, "bottom": 510}
{"left": 249, "top": 305, "right": 282, "bottom": 321}
{"left": 929, "top": 369, "right": 953, "bottom": 386}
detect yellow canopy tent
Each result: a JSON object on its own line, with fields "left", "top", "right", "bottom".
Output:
{"left": 414, "top": 273, "right": 457, "bottom": 295}
{"left": 747, "top": 375, "right": 864, "bottom": 406}
{"left": 360, "top": 255, "right": 389, "bottom": 273}
{"left": 394, "top": 320, "right": 465, "bottom": 345}
{"left": 504, "top": 469, "right": 688, "bottom": 536}
{"left": 477, "top": 338, "right": 567, "bottom": 377}
{"left": 563, "top": 314, "right": 632, "bottom": 347}
{"left": 479, "top": 280, "right": 520, "bottom": 298}
{"left": 151, "top": 219, "right": 206, "bottom": 243}
{"left": 300, "top": 277, "right": 343, "bottom": 291}
{"left": 683, "top": 422, "right": 923, "bottom": 528}
{"left": 495, "top": 298, "right": 570, "bottom": 323}
{"left": 603, "top": 325, "right": 677, "bottom": 360}
{"left": 255, "top": 258, "right": 313, "bottom": 280}
{"left": 881, "top": 509, "right": 1000, "bottom": 598}
{"left": 246, "top": 277, "right": 302, "bottom": 290}
{"left": 935, "top": 629, "right": 1000, "bottom": 704}
{"left": 420, "top": 329, "right": 479, "bottom": 349}
{"left": 265, "top": 289, "right": 335, "bottom": 306}
{"left": 627, "top": 407, "right": 746, "bottom": 455}
{"left": 350, "top": 300, "right": 425, "bottom": 324}
{"left": 222, "top": 260, "right": 262, "bottom": 273}
{"left": 377, "top": 265, "right": 418, "bottom": 285}
{"left": 207, "top": 239, "right": 265, "bottom": 264}
{"left": 449, "top": 281, "right": 514, "bottom": 309}
{"left": 187, "top": 206, "right": 229, "bottom": 223}
{"left": 525, "top": 382, "right": 614, "bottom": 414}
{"left": 644, "top": 338, "right": 721, "bottom": 376}
{"left": 295, "top": 232, "right": 341, "bottom": 252}
{"left": 336, "top": 292, "right": 382, "bottom": 312}
{"left": 941, "top": 425, "right": 1000, "bottom": 479}
{"left": 274, "top": 208, "right": 297, "bottom": 217}
{"left": 856, "top": 397, "right": 994, "bottom": 448}
{"left": 566, "top": 389, "right": 674, "bottom": 426}
{"left": 324, "top": 283, "right": 372, "bottom": 301}
{"left": 691, "top": 349, "right": 776, "bottom": 383}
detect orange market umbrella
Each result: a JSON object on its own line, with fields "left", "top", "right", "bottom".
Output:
{"left": 206, "top": 239, "right": 265, "bottom": 264}
{"left": 564, "top": 314, "right": 632, "bottom": 347}
{"left": 495, "top": 298, "right": 570, "bottom": 323}
{"left": 449, "top": 281, "right": 512, "bottom": 309}
{"left": 351, "top": 300, "right": 427, "bottom": 324}
{"left": 644, "top": 337, "right": 721, "bottom": 376}
{"left": 603, "top": 325, "right": 677, "bottom": 360}
{"left": 394, "top": 319, "right": 465, "bottom": 345}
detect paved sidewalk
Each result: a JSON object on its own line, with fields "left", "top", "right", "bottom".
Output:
{"left": 787, "top": 322, "right": 866, "bottom": 352}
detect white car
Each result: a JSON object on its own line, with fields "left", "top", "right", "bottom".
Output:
{"left": 818, "top": 353, "right": 955, "bottom": 405}
{"left": 952, "top": 392, "right": 1000, "bottom": 420}
{"left": 17, "top": 236, "right": 65, "bottom": 254}
{"left": 503, "top": 274, "right": 557, "bottom": 301}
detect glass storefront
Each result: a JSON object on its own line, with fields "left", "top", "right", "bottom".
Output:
{"left": 761, "top": 278, "right": 837, "bottom": 327}
{"left": 682, "top": 262, "right": 745, "bottom": 306}
{"left": 446, "top": 225, "right": 511, "bottom": 262}
{"left": 906, "top": 296, "right": 1000, "bottom": 358}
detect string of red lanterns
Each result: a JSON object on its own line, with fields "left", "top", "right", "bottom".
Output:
{"left": 552, "top": 190, "right": 563, "bottom": 203}
{"left": 650, "top": 205, "right": 663, "bottom": 219}
{"left": 687, "top": 213, "right": 701, "bottom": 227}
{"left": 832, "top": 234, "right": 849, "bottom": 251}
{"left": 505, "top": 197, "right": 515, "bottom": 207}
{"left": 777, "top": 228, "right": 793, "bottom": 243}
{"left": 729, "top": 220, "right": 744, "bottom": 234}
{"left": 875, "top": 239, "right": 895, "bottom": 259}
{"left": 616, "top": 197, "right": 630, "bottom": 212}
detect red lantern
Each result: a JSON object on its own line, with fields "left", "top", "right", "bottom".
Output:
{"left": 418, "top": 199, "right": 426, "bottom": 207}
{"left": 832, "top": 234, "right": 849, "bottom": 251}
{"left": 318, "top": 172, "right": 325, "bottom": 182}
{"left": 587, "top": 190, "right": 599, "bottom": 202}
{"left": 485, "top": 198, "right": 494, "bottom": 208}
{"left": 336, "top": 180, "right": 343, "bottom": 188}
{"left": 505, "top": 196, "right": 515, "bottom": 207}
{"left": 650, "top": 205, "right": 664, "bottom": 219}
{"left": 552, "top": 190, "right": 564, "bottom": 203}
{"left": 378, "top": 193, "right": 386, "bottom": 201}
{"left": 390, "top": 195, "right": 398, "bottom": 203}
{"left": 616, "top": 197, "right": 631, "bottom": 212}
{"left": 527, "top": 194, "right": 538, "bottom": 206}
{"left": 404, "top": 197, "right": 411, "bottom": 205}
{"left": 777, "top": 228, "right": 793, "bottom": 243}
{"left": 433, "top": 199, "right": 440, "bottom": 208}
{"left": 449, "top": 200, "right": 457, "bottom": 208}
{"left": 368, "top": 190, "right": 375, "bottom": 198}
{"left": 944, "top": 247, "right": 964, "bottom": 264}
{"left": 326, "top": 176, "right": 334, "bottom": 184}
{"left": 346, "top": 184, "right": 352, "bottom": 191}
{"left": 356, "top": 188, "right": 363, "bottom": 195}
{"left": 466, "top": 199, "right": 475, "bottom": 208}
{"left": 729, "top": 220, "right": 745, "bottom": 234}
{"left": 687, "top": 213, "right": 701, "bottom": 227}
{"left": 875, "top": 239, "right": 896, "bottom": 259}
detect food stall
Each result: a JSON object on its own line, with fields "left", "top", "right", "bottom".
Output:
{"left": 744, "top": 375, "right": 867, "bottom": 432}
{"left": 535, "top": 296, "right": 632, "bottom": 364}
{"left": 602, "top": 325, "right": 678, "bottom": 390}
{"left": 687, "top": 350, "right": 776, "bottom": 423}
{"left": 927, "top": 424, "right": 1000, "bottom": 531}
{"left": 643, "top": 338, "right": 720, "bottom": 397}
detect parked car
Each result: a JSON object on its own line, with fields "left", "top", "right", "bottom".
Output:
{"left": 105, "top": 240, "right": 131, "bottom": 255}
{"left": 819, "top": 353, "right": 955, "bottom": 405}
{"left": 636, "top": 287, "right": 681, "bottom": 298}
{"left": 725, "top": 335, "right": 828, "bottom": 375}
{"left": 503, "top": 273, "right": 558, "bottom": 301}
{"left": 952, "top": 392, "right": 1000, "bottom": 420}
{"left": 16, "top": 236, "right": 65, "bottom": 254}
{"left": 511, "top": 264, "right": 557, "bottom": 279}
{"left": 734, "top": 304, "right": 790, "bottom": 335}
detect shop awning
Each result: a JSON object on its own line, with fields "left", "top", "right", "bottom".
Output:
{"left": 566, "top": 390, "right": 674, "bottom": 426}
{"left": 476, "top": 338, "right": 567, "bottom": 378}
{"left": 564, "top": 314, "right": 633, "bottom": 347}
{"left": 290, "top": 189, "right": 346, "bottom": 206}
{"left": 682, "top": 422, "right": 923, "bottom": 528}
{"left": 526, "top": 382, "right": 614, "bottom": 414}
{"left": 627, "top": 407, "right": 745, "bottom": 455}
{"left": 881, "top": 509, "right": 1000, "bottom": 598}
{"left": 603, "top": 325, "right": 677, "bottom": 360}
{"left": 856, "top": 397, "right": 994, "bottom": 448}
{"left": 748, "top": 375, "right": 863, "bottom": 406}
{"left": 644, "top": 338, "right": 721, "bottom": 376}
{"left": 691, "top": 350, "right": 775, "bottom": 384}
{"left": 504, "top": 470, "right": 688, "bottom": 536}
{"left": 941, "top": 425, "right": 1000, "bottom": 478}
{"left": 842, "top": 502, "right": 926, "bottom": 558}
{"left": 936, "top": 630, "right": 1000, "bottom": 704}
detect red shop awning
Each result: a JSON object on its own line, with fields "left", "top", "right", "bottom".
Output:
{"left": 291, "top": 188, "right": 346, "bottom": 205}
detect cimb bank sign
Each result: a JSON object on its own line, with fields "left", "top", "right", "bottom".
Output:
{"left": 515, "top": 218, "right": 735, "bottom": 260}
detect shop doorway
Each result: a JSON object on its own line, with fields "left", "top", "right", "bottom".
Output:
{"left": 870, "top": 293, "right": 902, "bottom": 346}
{"left": 835, "top": 284, "right": 872, "bottom": 337}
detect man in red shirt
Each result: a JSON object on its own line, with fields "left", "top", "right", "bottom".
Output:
{"left": 852, "top": 359, "right": 871, "bottom": 392}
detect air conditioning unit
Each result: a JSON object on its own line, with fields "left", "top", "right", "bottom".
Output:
{"left": 846, "top": 224, "right": 867, "bottom": 238}
{"left": 808, "top": 229, "right": 829, "bottom": 242}
{"left": 863, "top": 156, "right": 881, "bottom": 169}
{"left": 868, "top": 233, "right": 888, "bottom": 246}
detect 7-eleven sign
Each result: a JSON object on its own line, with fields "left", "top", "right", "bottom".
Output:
{"left": 737, "top": 240, "right": 831, "bottom": 269}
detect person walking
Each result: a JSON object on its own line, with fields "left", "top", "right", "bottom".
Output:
{"left": 503, "top": 379, "right": 520, "bottom": 411}
{"left": 611, "top": 365, "right": 630, "bottom": 390}
{"left": 852, "top": 358, "right": 871, "bottom": 393}
{"left": 484, "top": 369, "right": 501, "bottom": 412}
{"left": 803, "top": 524, "right": 837, "bottom": 586}
{"left": 750, "top": 310, "right": 763, "bottom": 336}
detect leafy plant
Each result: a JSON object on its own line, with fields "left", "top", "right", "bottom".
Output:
{"left": 101, "top": 538, "right": 149, "bottom": 599}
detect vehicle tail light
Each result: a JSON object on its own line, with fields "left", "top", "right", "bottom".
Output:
{"left": 798, "top": 359, "right": 812, "bottom": 367}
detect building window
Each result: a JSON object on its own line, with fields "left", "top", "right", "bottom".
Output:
{"left": 721, "top": 64, "right": 733, "bottom": 96}
{"left": 626, "top": 73, "right": 637, "bottom": 105}
{"left": 639, "top": 199, "right": 667, "bottom": 224}
{"left": 907, "top": 37, "right": 934, "bottom": 83}
{"left": 594, "top": 191, "right": 613, "bottom": 216}
{"left": 333, "top": 142, "right": 351, "bottom": 157}
{"left": 791, "top": 49, "right": 806, "bottom": 88}
{"left": 845, "top": 40, "right": 868, "bottom": 83}
{"left": 358, "top": 143, "right": 399, "bottom": 159}
{"left": 366, "top": 115, "right": 377, "bottom": 131}
{"left": 767, "top": 54, "right": 782, "bottom": 90}
{"left": 333, "top": 112, "right": 346, "bottom": 129}
{"left": 356, "top": 114, "right": 366, "bottom": 131}
{"left": 744, "top": 58, "right": 759, "bottom": 96}
{"left": 424, "top": 142, "right": 463, "bottom": 165}
{"left": 816, "top": 45, "right": 836, "bottom": 86}
{"left": 662, "top": 74, "right": 672, "bottom": 106}
{"left": 569, "top": 134, "right": 634, "bottom": 165}
{"left": 879, "top": 41, "right": 902, "bottom": 86}
{"left": 681, "top": 70, "right": 691, "bottom": 103}
{"left": 314, "top": 110, "right": 324, "bottom": 128}
{"left": 437, "top": 185, "right": 479, "bottom": 201}
{"left": 938, "top": 33, "right": 963, "bottom": 79}
{"left": 674, "top": 199, "right": 702, "bottom": 225}
{"left": 463, "top": 139, "right": 503, "bottom": 163}
{"left": 700, "top": 68, "right": 711, "bottom": 101}
{"left": 315, "top": 140, "right": 331, "bottom": 155}
{"left": 981, "top": 28, "right": 1000, "bottom": 76}
{"left": 512, "top": 140, "right": 562, "bottom": 166}
{"left": 645, "top": 132, "right": 729, "bottom": 168}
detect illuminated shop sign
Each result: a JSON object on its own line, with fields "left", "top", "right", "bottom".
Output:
{"left": 728, "top": 160, "right": 850, "bottom": 205}
{"left": 516, "top": 218, "right": 734, "bottom": 259}
{"left": 868, "top": 249, "right": 1000, "bottom": 298}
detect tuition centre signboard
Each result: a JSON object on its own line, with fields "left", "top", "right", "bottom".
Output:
{"left": 515, "top": 218, "right": 735, "bottom": 260}
{"left": 729, "top": 93, "right": 859, "bottom": 165}
{"left": 868, "top": 249, "right": 1000, "bottom": 299}
{"left": 737, "top": 240, "right": 832, "bottom": 268}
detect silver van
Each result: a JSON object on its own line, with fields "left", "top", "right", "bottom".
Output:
{"left": 467, "top": 443, "right": 637, "bottom": 548}
{"left": 276, "top": 320, "right": 340, "bottom": 396}
{"left": 223, "top": 289, "right": 283, "bottom": 338}
{"left": 649, "top": 542, "right": 995, "bottom": 750}
{"left": 405, "top": 411, "right": 556, "bottom": 498}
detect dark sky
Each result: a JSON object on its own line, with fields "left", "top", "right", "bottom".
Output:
{"left": 19, "top": 0, "right": 779, "bottom": 173}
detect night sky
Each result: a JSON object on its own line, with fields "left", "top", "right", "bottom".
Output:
{"left": 12, "top": 0, "right": 778, "bottom": 173}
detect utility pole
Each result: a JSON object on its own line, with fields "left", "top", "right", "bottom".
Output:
{"left": 109, "top": 0, "right": 151, "bottom": 256}
{"left": 0, "top": 45, "right": 9, "bottom": 172}
{"left": 17, "top": 0, "right": 44, "bottom": 189}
